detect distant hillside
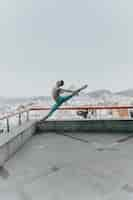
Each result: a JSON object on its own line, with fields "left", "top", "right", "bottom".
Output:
{"left": 0, "top": 96, "right": 51, "bottom": 105}
{"left": 1, "top": 88, "right": 133, "bottom": 105}
{"left": 115, "top": 89, "right": 133, "bottom": 97}
{"left": 85, "top": 89, "right": 133, "bottom": 98}
{"left": 30, "top": 96, "right": 51, "bottom": 101}
{"left": 87, "top": 90, "right": 112, "bottom": 98}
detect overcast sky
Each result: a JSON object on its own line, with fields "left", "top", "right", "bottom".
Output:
{"left": 0, "top": 0, "right": 132, "bottom": 97}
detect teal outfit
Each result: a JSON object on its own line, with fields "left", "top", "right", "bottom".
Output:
{"left": 46, "top": 94, "right": 73, "bottom": 118}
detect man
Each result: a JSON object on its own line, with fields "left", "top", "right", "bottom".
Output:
{"left": 41, "top": 80, "right": 87, "bottom": 121}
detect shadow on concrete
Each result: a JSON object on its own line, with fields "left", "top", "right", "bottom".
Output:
{"left": 0, "top": 166, "right": 10, "bottom": 179}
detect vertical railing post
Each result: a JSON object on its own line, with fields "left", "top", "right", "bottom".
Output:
{"left": 26, "top": 110, "right": 29, "bottom": 121}
{"left": 18, "top": 113, "right": 22, "bottom": 126}
{"left": 6, "top": 118, "right": 10, "bottom": 132}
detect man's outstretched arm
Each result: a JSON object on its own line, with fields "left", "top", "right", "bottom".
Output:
{"left": 60, "top": 88, "right": 74, "bottom": 93}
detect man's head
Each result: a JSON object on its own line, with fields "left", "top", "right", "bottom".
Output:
{"left": 56, "top": 80, "right": 64, "bottom": 87}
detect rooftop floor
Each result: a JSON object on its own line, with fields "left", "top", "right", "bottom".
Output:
{"left": 1, "top": 132, "right": 133, "bottom": 200}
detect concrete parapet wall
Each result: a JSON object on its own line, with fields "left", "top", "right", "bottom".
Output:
{"left": 0, "top": 121, "right": 36, "bottom": 166}
{"left": 37, "top": 120, "right": 133, "bottom": 133}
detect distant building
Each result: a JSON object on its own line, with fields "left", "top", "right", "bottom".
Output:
{"left": 112, "top": 109, "right": 129, "bottom": 119}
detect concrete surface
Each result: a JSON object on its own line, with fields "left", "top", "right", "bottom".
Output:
{"left": 0, "top": 121, "right": 36, "bottom": 166}
{"left": 0, "top": 132, "right": 133, "bottom": 199}
{"left": 37, "top": 120, "right": 133, "bottom": 133}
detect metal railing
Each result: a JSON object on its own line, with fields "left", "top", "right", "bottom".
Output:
{"left": 30, "top": 105, "right": 133, "bottom": 110}
{"left": 30, "top": 105, "right": 133, "bottom": 120}
{"left": 0, "top": 109, "right": 30, "bottom": 133}
{"left": 0, "top": 105, "right": 133, "bottom": 133}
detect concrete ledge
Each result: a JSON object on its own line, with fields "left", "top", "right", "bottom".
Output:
{"left": 0, "top": 121, "right": 36, "bottom": 166}
{"left": 36, "top": 119, "right": 133, "bottom": 133}
{"left": 1, "top": 119, "right": 133, "bottom": 166}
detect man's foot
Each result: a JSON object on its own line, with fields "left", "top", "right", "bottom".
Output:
{"left": 72, "top": 84, "right": 88, "bottom": 96}
{"left": 40, "top": 116, "right": 48, "bottom": 122}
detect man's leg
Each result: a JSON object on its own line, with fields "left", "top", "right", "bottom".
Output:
{"left": 41, "top": 103, "right": 60, "bottom": 121}
{"left": 62, "top": 86, "right": 86, "bottom": 101}
{"left": 40, "top": 85, "right": 88, "bottom": 121}
{"left": 41, "top": 93, "right": 77, "bottom": 121}
{"left": 61, "top": 90, "right": 79, "bottom": 102}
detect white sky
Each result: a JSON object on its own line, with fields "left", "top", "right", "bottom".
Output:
{"left": 0, "top": 0, "right": 133, "bottom": 97}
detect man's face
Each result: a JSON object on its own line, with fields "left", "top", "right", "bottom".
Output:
{"left": 56, "top": 81, "right": 61, "bottom": 87}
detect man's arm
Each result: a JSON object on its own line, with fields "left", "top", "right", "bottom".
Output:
{"left": 60, "top": 88, "right": 73, "bottom": 93}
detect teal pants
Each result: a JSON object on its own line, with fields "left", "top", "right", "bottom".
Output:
{"left": 46, "top": 94, "right": 73, "bottom": 118}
